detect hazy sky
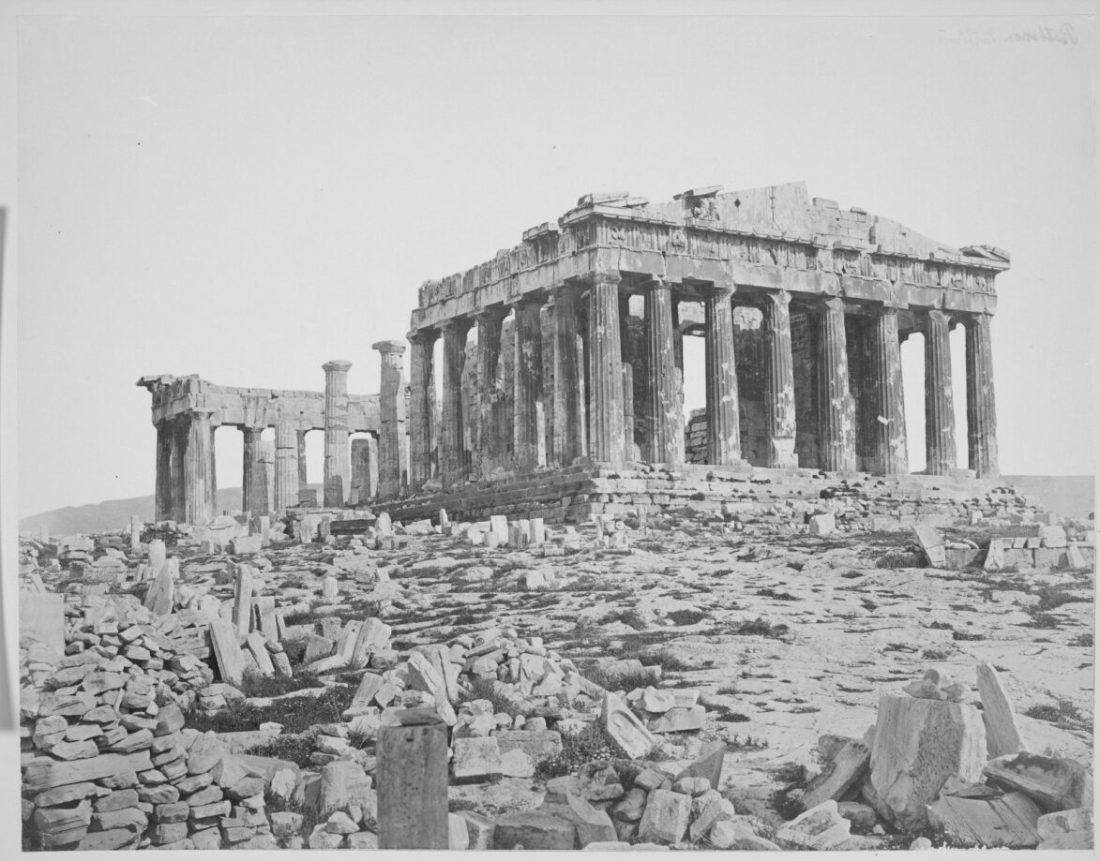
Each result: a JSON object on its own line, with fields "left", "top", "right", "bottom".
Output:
{"left": 10, "top": 3, "right": 1097, "bottom": 518}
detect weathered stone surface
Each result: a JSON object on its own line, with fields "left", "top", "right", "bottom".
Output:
{"left": 975, "top": 662, "right": 1022, "bottom": 758}
{"left": 673, "top": 739, "right": 725, "bottom": 791}
{"left": 984, "top": 751, "right": 1093, "bottom": 812}
{"left": 637, "top": 789, "right": 690, "bottom": 845}
{"left": 452, "top": 736, "right": 502, "bottom": 781}
{"left": 493, "top": 811, "right": 576, "bottom": 850}
{"left": 602, "top": 692, "right": 658, "bottom": 758}
{"left": 926, "top": 791, "right": 1041, "bottom": 848}
{"left": 866, "top": 692, "right": 986, "bottom": 831}
{"left": 801, "top": 738, "right": 869, "bottom": 810}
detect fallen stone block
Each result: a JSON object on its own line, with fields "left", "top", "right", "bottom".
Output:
{"left": 801, "top": 738, "right": 870, "bottom": 811}
{"left": 776, "top": 799, "right": 852, "bottom": 850}
{"left": 984, "top": 751, "right": 1093, "bottom": 812}
{"left": 975, "top": 662, "right": 1022, "bottom": 759}
{"left": 493, "top": 812, "right": 576, "bottom": 850}
{"left": 926, "top": 791, "right": 1040, "bottom": 848}
{"left": 602, "top": 692, "right": 658, "bottom": 759}
{"left": 646, "top": 704, "right": 705, "bottom": 733}
{"left": 673, "top": 739, "right": 725, "bottom": 791}
{"left": 913, "top": 523, "right": 946, "bottom": 567}
{"left": 452, "top": 736, "right": 502, "bottom": 782}
{"left": 637, "top": 788, "right": 690, "bottom": 845}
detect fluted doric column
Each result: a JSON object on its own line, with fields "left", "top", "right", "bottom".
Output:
{"left": 818, "top": 297, "right": 856, "bottom": 472}
{"left": 372, "top": 340, "right": 407, "bottom": 499}
{"left": 550, "top": 284, "right": 586, "bottom": 466}
{"left": 170, "top": 418, "right": 187, "bottom": 522}
{"left": 868, "top": 307, "right": 908, "bottom": 475}
{"left": 350, "top": 436, "right": 376, "bottom": 504}
{"left": 475, "top": 307, "right": 506, "bottom": 476}
{"left": 965, "top": 313, "right": 999, "bottom": 478}
{"left": 183, "top": 409, "right": 215, "bottom": 524}
{"left": 408, "top": 330, "right": 437, "bottom": 492}
{"left": 923, "top": 309, "right": 956, "bottom": 475}
{"left": 762, "top": 290, "right": 797, "bottom": 468}
{"left": 241, "top": 426, "right": 267, "bottom": 514}
{"left": 586, "top": 272, "right": 626, "bottom": 464}
{"left": 440, "top": 319, "right": 472, "bottom": 489}
{"left": 274, "top": 418, "right": 299, "bottom": 511}
{"left": 155, "top": 421, "right": 174, "bottom": 521}
{"left": 704, "top": 282, "right": 740, "bottom": 466}
{"left": 296, "top": 429, "right": 309, "bottom": 488}
{"left": 645, "top": 277, "right": 684, "bottom": 464}
{"left": 322, "top": 360, "right": 353, "bottom": 506}
{"left": 513, "top": 296, "right": 544, "bottom": 470}
{"left": 256, "top": 440, "right": 274, "bottom": 515}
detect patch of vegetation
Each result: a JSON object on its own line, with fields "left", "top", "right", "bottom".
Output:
{"left": 238, "top": 669, "right": 324, "bottom": 699}
{"left": 1022, "top": 698, "right": 1092, "bottom": 732}
{"left": 921, "top": 647, "right": 952, "bottom": 661}
{"left": 951, "top": 629, "right": 984, "bottom": 641}
{"left": 667, "top": 609, "right": 708, "bottom": 626}
{"left": 1070, "top": 632, "right": 1094, "bottom": 648}
{"left": 579, "top": 663, "right": 660, "bottom": 694}
{"left": 251, "top": 733, "right": 320, "bottom": 770}
{"left": 264, "top": 791, "right": 320, "bottom": 840}
{"left": 280, "top": 610, "right": 315, "bottom": 628}
{"left": 727, "top": 617, "right": 791, "bottom": 641}
{"left": 715, "top": 683, "right": 739, "bottom": 696}
{"left": 1022, "top": 613, "right": 1063, "bottom": 630}
{"left": 756, "top": 587, "right": 798, "bottom": 601}
{"left": 186, "top": 683, "right": 356, "bottom": 734}
{"left": 710, "top": 704, "right": 751, "bottom": 722}
{"left": 455, "top": 677, "right": 519, "bottom": 716}
{"left": 727, "top": 733, "right": 769, "bottom": 751}
{"left": 533, "top": 723, "right": 628, "bottom": 780}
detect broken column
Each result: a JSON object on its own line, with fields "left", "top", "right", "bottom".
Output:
{"left": 322, "top": 360, "right": 353, "bottom": 506}
{"left": 586, "top": 271, "right": 626, "bottom": 464}
{"left": 817, "top": 297, "right": 856, "bottom": 472}
{"left": 440, "top": 319, "right": 472, "bottom": 489}
{"left": 965, "top": 313, "right": 999, "bottom": 479}
{"left": 350, "top": 436, "right": 377, "bottom": 504}
{"left": 475, "top": 306, "right": 506, "bottom": 476}
{"left": 182, "top": 409, "right": 216, "bottom": 524}
{"left": 645, "top": 277, "right": 684, "bottom": 464}
{"left": 273, "top": 418, "right": 299, "bottom": 511}
{"left": 703, "top": 282, "right": 740, "bottom": 466}
{"left": 513, "top": 295, "right": 544, "bottom": 470}
{"left": 868, "top": 306, "right": 908, "bottom": 475}
{"left": 551, "top": 283, "right": 586, "bottom": 466}
{"left": 373, "top": 340, "right": 408, "bottom": 499}
{"left": 923, "top": 309, "right": 956, "bottom": 475}
{"left": 762, "top": 290, "right": 797, "bottom": 468}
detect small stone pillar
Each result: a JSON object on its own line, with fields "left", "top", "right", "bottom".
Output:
{"left": 475, "top": 307, "right": 506, "bottom": 476}
{"left": 182, "top": 409, "right": 216, "bottom": 525}
{"left": 377, "top": 720, "right": 449, "bottom": 848}
{"left": 965, "top": 314, "right": 999, "bottom": 479}
{"left": 373, "top": 340, "right": 408, "bottom": 499}
{"left": 762, "top": 290, "right": 798, "bottom": 468}
{"left": 322, "top": 360, "right": 353, "bottom": 506}
{"left": 586, "top": 271, "right": 626, "bottom": 464}
{"left": 923, "top": 310, "right": 956, "bottom": 475}
{"left": 550, "top": 284, "right": 586, "bottom": 466}
{"left": 704, "top": 282, "right": 741, "bottom": 466}
{"left": 513, "top": 296, "right": 544, "bottom": 470}
{"left": 440, "top": 319, "right": 472, "bottom": 490}
{"left": 351, "top": 436, "right": 377, "bottom": 504}
{"left": 273, "top": 418, "right": 299, "bottom": 512}
{"left": 644, "top": 278, "right": 684, "bottom": 464}
{"left": 869, "top": 307, "right": 908, "bottom": 475}
{"left": 818, "top": 297, "right": 856, "bottom": 472}
{"left": 408, "top": 330, "right": 438, "bottom": 492}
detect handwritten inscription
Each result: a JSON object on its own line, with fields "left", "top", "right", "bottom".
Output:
{"left": 942, "top": 22, "right": 1078, "bottom": 47}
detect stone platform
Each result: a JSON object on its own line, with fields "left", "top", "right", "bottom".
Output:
{"left": 370, "top": 464, "right": 1035, "bottom": 529}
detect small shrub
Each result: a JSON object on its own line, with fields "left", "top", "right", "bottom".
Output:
{"left": 456, "top": 677, "right": 518, "bottom": 716}
{"left": 186, "top": 683, "right": 356, "bottom": 734}
{"left": 731, "top": 617, "right": 790, "bottom": 640}
{"left": 756, "top": 587, "right": 798, "bottom": 601}
{"left": 1070, "top": 632, "right": 1094, "bottom": 648}
{"left": 251, "top": 734, "right": 319, "bottom": 770}
{"left": 238, "top": 670, "right": 323, "bottom": 699}
{"left": 951, "top": 629, "right": 984, "bottom": 641}
{"left": 533, "top": 723, "right": 628, "bottom": 780}
{"left": 667, "top": 609, "right": 708, "bottom": 626}
{"left": 921, "top": 647, "right": 951, "bottom": 661}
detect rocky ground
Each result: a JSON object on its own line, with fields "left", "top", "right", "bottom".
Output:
{"left": 17, "top": 506, "right": 1096, "bottom": 851}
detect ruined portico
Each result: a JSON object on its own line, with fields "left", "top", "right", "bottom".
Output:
{"left": 137, "top": 371, "right": 385, "bottom": 523}
{"left": 395, "top": 182, "right": 1007, "bottom": 515}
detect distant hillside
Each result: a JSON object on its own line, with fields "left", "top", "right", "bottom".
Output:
{"left": 1000, "top": 475, "right": 1094, "bottom": 521}
{"left": 21, "top": 475, "right": 1094, "bottom": 537}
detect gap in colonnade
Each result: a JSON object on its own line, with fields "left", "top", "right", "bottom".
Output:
{"left": 949, "top": 324, "right": 970, "bottom": 472}
{"left": 900, "top": 332, "right": 925, "bottom": 474}
{"left": 212, "top": 425, "right": 239, "bottom": 514}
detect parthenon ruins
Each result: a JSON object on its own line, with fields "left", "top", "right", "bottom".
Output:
{"left": 140, "top": 181, "right": 1010, "bottom": 524}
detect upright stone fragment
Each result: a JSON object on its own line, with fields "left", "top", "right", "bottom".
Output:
{"left": 817, "top": 297, "right": 856, "bottom": 472}
{"left": 866, "top": 692, "right": 987, "bottom": 831}
{"left": 645, "top": 278, "right": 684, "bottom": 464}
{"left": 965, "top": 313, "right": 999, "bottom": 478}
{"left": 322, "top": 360, "right": 353, "bottom": 506}
{"left": 586, "top": 272, "right": 625, "bottom": 464}
{"left": 273, "top": 418, "right": 299, "bottom": 512}
{"left": 923, "top": 309, "right": 956, "bottom": 475}
{"left": 762, "top": 290, "right": 797, "bottom": 467}
{"left": 975, "top": 663, "right": 1023, "bottom": 759}
{"left": 373, "top": 340, "right": 407, "bottom": 499}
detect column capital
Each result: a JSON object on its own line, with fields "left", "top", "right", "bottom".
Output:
{"left": 820, "top": 295, "right": 846, "bottom": 313}
{"left": 924, "top": 308, "right": 952, "bottom": 328}
{"left": 582, "top": 269, "right": 622, "bottom": 287}
{"left": 476, "top": 302, "right": 510, "bottom": 320}
{"left": 762, "top": 288, "right": 791, "bottom": 309}
{"left": 322, "top": 360, "right": 353, "bottom": 374}
{"left": 709, "top": 280, "right": 737, "bottom": 299}
{"left": 440, "top": 316, "right": 473, "bottom": 336}
{"left": 372, "top": 339, "right": 407, "bottom": 357}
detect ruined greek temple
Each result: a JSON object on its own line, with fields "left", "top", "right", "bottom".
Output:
{"left": 140, "top": 182, "right": 1009, "bottom": 524}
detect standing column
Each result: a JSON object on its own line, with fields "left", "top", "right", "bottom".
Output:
{"left": 408, "top": 331, "right": 437, "bottom": 492}
{"left": 209, "top": 423, "right": 218, "bottom": 514}
{"left": 350, "top": 438, "right": 373, "bottom": 504}
{"left": 373, "top": 340, "right": 408, "bottom": 499}
{"left": 257, "top": 441, "right": 274, "bottom": 515}
{"left": 241, "top": 426, "right": 265, "bottom": 514}
{"left": 296, "top": 429, "right": 309, "bottom": 488}
{"left": 322, "top": 360, "right": 353, "bottom": 506}
{"left": 586, "top": 272, "right": 626, "bottom": 464}
{"left": 274, "top": 418, "right": 299, "bottom": 511}
{"left": 550, "top": 284, "right": 586, "bottom": 465}
{"left": 762, "top": 291, "right": 797, "bottom": 467}
{"left": 182, "top": 409, "right": 215, "bottom": 524}
{"left": 513, "top": 295, "right": 544, "bottom": 469}
{"left": 645, "top": 278, "right": 685, "bottom": 464}
{"left": 440, "top": 319, "right": 472, "bottom": 489}
{"left": 154, "top": 421, "right": 174, "bottom": 521}
{"left": 965, "top": 314, "right": 999, "bottom": 478}
{"left": 170, "top": 418, "right": 186, "bottom": 522}
{"left": 475, "top": 307, "right": 506, "bottom": 476}
{"left": 868, "top": 307, "right": 908, "bottom": 475}
{"left": 923, "top": 309, "right": 957, "bottom": 475}
{"left": 818, "top": 297, "right": 857, "bottom": 472}
{"left": 704, "top": 283, "right": 741, "bottom": 466}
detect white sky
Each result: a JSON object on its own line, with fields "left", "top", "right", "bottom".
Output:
{"left": 7, "top": 2, "right": 1097, "bottom": 519}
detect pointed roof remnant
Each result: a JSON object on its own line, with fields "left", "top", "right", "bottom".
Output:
{"left": 576, "top": 192, "right": 630, "bottom": 207}
{"left": 962, "top": 244, "right": 1011, "bottom": 262}
{"left": 674, "top": 185, "right": 723, "bottom": 200}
